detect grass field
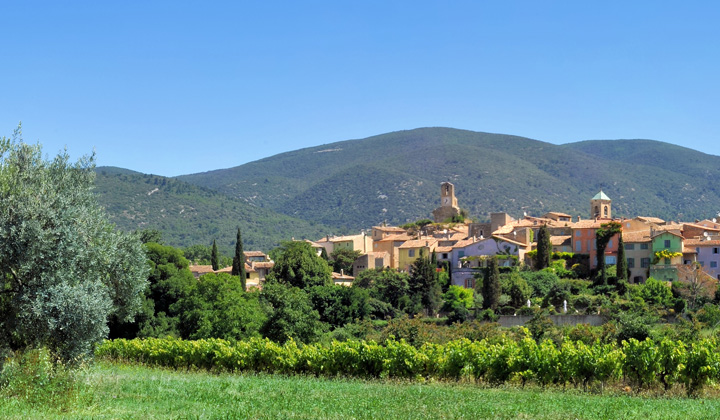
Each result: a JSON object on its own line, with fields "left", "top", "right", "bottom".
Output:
{"left": 2, "top": 361, "right": 720, "bottom": 419}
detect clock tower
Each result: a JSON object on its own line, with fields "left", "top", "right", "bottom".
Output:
{"left": 432, "top": 182, "right": 460, "bottom": 222}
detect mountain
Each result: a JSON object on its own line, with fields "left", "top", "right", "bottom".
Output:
{"left": 93, "top": 168, "right": 335, "bottom": 253}
{"left": 176, "top": 127, "right": 720, "bottom": 227}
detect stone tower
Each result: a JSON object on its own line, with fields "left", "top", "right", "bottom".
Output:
{"left": 590, "top": 190, "right": 611, "bottom": 219}
{"left": 432, "top": 182, "right": 460, "bottom": 222}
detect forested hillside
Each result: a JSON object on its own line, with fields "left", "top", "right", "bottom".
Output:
{"left": 177, "top": 128, "right": 720, "bottom": 227}
{"left": 94, "top": 168, "right": 335, "bottom": 252}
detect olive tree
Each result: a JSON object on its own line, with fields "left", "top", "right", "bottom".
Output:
{"left": 0, "top": 128, "right": 148, "bottom": 361}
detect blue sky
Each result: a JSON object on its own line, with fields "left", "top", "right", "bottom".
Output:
{"left": 2, "top": 1, "right": 718, "bottom": 176}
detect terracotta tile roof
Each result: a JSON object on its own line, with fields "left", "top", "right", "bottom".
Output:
{"left": 652, "top": 230, "right": 684, "bottom": 239}
{"left": 550, "top": 235, "right": 571, "bottom": 246}
{"left": 330, "top": 234, "right": 363, "bottom": 243}
{"left": 493, "top": 224, "right": 515, "bottom": 235}
{"left": 372, "top": 226, "right": 407, "bottom": 233}
{"left": 189, "top": 265, "right": 232, "bottom": 275}
{"left": 697, "top": 219, "right": 720, "bottom": 229}
{"left": 682, "top": 245, "right": 698, "bottom": 254}
{"left": 244, "top": 251, "right": 267, "bottom": 258}
{"left": 545, "top": 212, "right": 572, "bottom": 218}
{"left": 452, "top": 238, "right": 478, "bottom": 249}
{"left": 435, "top": 246, "right": 453, "bottom": 253}
{"left": 332, "top": 272, "right": 355, "bottom": 284}
{"left": 685, "top": 238, "right": 720, "bottom": 246}
{"left": 376, "top": 233, "right": 413, "bottom": 242}
{"left": 623, "top": 231, "right": 652, "bottom": 243}
{"left": 399, "top": 238, "right": 438, "bottom": 249}
{"left": 635, "top": 216, "right": 666, "bottom": 224}
{"left": 682, "top": 223, "right": 720, "bottom": 232}
{"left": 252, "top": 262, "right": 275, "bottom": 269}
{"left": 492, "top": 235, "right": 531, "bottom": 248}
{"left": 655, "top": 224, "right": 683, "bottom": 232}
{"left": 572, "top": 219, "right": 605, "bottom": 229}
{"left": 304, "top": 239, "right": 323, "bottom": 247}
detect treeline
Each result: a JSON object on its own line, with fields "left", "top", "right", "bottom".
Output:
{"left": 97, "top": 335, "right": 720, "bottom": 396}
{"left": 112, "top": 224, "right": 720, "bottom": 348}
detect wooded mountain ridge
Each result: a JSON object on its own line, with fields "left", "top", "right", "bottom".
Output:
{"left": 95, "top": 127, "right": 720, "bottom": 251}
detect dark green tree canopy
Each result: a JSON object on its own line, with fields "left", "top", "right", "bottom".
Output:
{"left": 267, "top": 241, "right": 332, "bottom": 289}
{"left": 330, "top": 248, "right": 362, "bottom": 275}
{"left": 0, "top": 130, "right": 148, "bottom": 361}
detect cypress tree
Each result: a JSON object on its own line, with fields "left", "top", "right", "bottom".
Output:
{"left": 410, "top": 250, "right": 442, "bottom": 316}
{"left": 535, "top": 224, "right": 552, "bottom": 270}
{"left": 319, "top": 247, "right": 329, "bottom": 261}
{"left": 231, "top": 228, "right": 246, "bottom": 290}
{"left": 211, "top": 239, "right": 219, "bottom": 271}
{"left": 482, "top": 256, "right": 501, "bottom": 310}
{"left": 617, "top": 232, "right": 628, "bottom": 283}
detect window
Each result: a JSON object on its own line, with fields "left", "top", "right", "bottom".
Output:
{"left": 605, "top": 256, "right": 616, "bottom": 265}
{"left": 625, "top": 243, "right": 635, "bottom": 250}
{"left": 576, "top": 231, "right": 582, "bottom": 237}
{"left": 641, "top": 258, "right": 650, "bottom": 268}
{"left": 587, "top": 240, "right": 592, "bottom": 251}
{"left": 608, "top": 239, "right": 613, "bottom": 248}
{"left": 664, "top": 258, "right": 670, "bottom": 265}
{"left": 640, "top": 244, "right": 649, "bottom": 250}
{"left": 408, "top": 249, "right": 415, "bottom": 257}
{"left": 575, "top": 241, "right": 581, "bottom": 252}
{"left": 711, "top": 261, "right": 718, "bottom": 268}
{"left": 664, "top": 239, "right": 671, "bottom": 248}
{"left": 442, "top": 253, "right": 449, "bottom": 260}
{"left": 464, "top": 278, "right": 475, "bottom": 289}
{"left": 458, "top": 251, "right": 465, "bottom": 258}
{"left": 700, "top": 261, "right": 705, "bottom": 267}
{"left": 628, "top": 258, "right": 635, "bottom": 268}
{"left": 713, "top": 248, "right": 719, "bottom": 254}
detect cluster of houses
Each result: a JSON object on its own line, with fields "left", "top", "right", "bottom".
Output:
{"left": 187, "top": 182, "right": 720, "bottom": 290}
{"left": 307, "top": 182, "right": 720, "bottom": 288}
{"left": 189, "top": 251, "right": 275, "bottom": 289}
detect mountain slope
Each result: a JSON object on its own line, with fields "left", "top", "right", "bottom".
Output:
{"left": 93, "top": 168, "right": 334, "bottom": 253}
{"left": 176, "top": 127, "right": 720, "bottom": 227}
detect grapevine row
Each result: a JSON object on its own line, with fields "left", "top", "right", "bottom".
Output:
{"left": 96, "top": 336, "right": 720, "bottom": 395}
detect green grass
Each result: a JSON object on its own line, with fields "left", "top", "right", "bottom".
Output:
{"left": 3, "top": 361, "right": 720, "bottom": 419}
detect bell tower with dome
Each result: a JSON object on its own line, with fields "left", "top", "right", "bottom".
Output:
{"left": 590, "top": 190, "right": 612, "bottom": 219}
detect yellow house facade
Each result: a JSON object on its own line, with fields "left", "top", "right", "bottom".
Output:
{"left": 398, "top": 238, "right": 438, "bottom": 272}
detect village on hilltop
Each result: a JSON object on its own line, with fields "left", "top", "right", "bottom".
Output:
{"left": 189, "top": 182, "right": 720, "bottom": 290}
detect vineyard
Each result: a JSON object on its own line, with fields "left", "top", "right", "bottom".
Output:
{"left": 97, "top": 335, "right": 720, "bottom": 396}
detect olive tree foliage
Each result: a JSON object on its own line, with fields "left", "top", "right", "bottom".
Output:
{"left": 0, "top": 129, "right": 148, "bottom": 361}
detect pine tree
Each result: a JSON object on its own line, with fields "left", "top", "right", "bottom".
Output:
{"left": 211, "top": 239, "right": 219, "bottom": 271}
{"left": 535, "top": 224, "right": 552, "bottom": 270}
{"left": 231, "top": 228, "right": 246, "bottom": 290}
{"left": 482, "top": 256, "right": 501, "bottom": 310}
{"left": 617, "top": 232, "right": 628, "bottom": 283}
